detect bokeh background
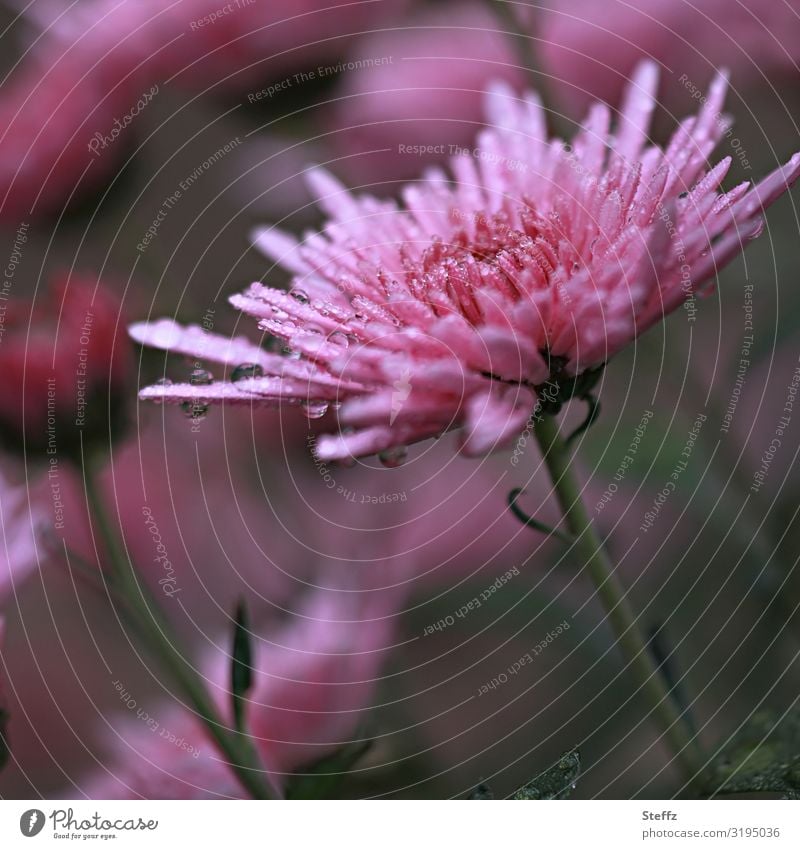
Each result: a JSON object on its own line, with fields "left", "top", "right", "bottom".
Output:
{"left": 0, "top": 0, "right": 799, "bottom": 800}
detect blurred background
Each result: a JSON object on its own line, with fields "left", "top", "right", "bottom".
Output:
{"left": 0, "top": 0, "right": 799, "bottom": 800}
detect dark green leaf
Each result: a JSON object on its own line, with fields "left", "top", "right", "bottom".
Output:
{"left": 513, "top": 749, "right": 581, "bottom": 799}
{"left": 285, "top": 736, "right": 373, "bottom": 799}
{"left": 230, "top": 601, "right": 253, "bottom": 734}
{"left": 708, "top": 710, "right": 800, "bottom": 799}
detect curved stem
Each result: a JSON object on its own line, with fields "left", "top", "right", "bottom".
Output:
{"left": 533, "top": 414, "right": 705, "bottom": 785}
{"left": 83, "top": 459, "right": 275, "bottom": 800}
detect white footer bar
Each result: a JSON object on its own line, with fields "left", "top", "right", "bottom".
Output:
{"left": 1, "top": 800, "right": 797, "bottom": 848}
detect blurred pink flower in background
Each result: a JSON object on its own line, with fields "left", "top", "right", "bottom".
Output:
{"left": 328, "top": 2, "right": 523, "bottom": 186}
{"left": 0, "top": 617, "right": 7, "bottom": 731}
{"left": 0, "top": 271, "right": 133, "bottom": 454}
{"left": 0, "top": 0, "right": 408, "bottom": 219}
{"left": 132, "top": 63, "right": 800, "bottom": 464}
{"left": 0, "top": 471, "right": 41, "bottom": 603}
{"left": 536, "top": 0, "right": 800, "bottom": 116}
{"left": 83, "top": 584, "right": 401, "bottom": 799}
{"left": 0, "top": 395, "right": 553, "bottom": 797}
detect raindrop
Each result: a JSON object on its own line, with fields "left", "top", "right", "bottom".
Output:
{"left": 189, "top": 368, "right": 213, "bottom": 385}
{"left": 327, "top": 331, "right": 350, "bottom": 348}
{"left": 290, "top": 288, "right": 310, "bottom": 304}
{"left": 231, "top": 363, "right": 264, "bottom": 382}
{"left": 181, "top": 401, "right": 209, "bottom": 420}
{"left": 302, "top": 400, "right": 329, "bottom": 419}
{"left": 379, "top": 445, "right": 408, "bottom": 468}
{"left": 282, "top": 346, "right": 302, "bottom": 360}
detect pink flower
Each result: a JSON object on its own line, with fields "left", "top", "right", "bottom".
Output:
{"left": 0, "top": 272, "right": 133, "bottom": 456}
{"left": 537, "top": 0, "right": 800, "bottom": 116}
{"left": 82, "top": 584, "right": 399, "bottom": 799}
{"left": 327, "top": 2, "right": 523, "bottom": 185}
{"left": 0, "top": 470, "right": 41, "bottom": 604}
{"left": 0, "top": 0, "right": 407, "bottom": 219}
{"left": 132, "top": 62, "right": 800, "bottom": 464}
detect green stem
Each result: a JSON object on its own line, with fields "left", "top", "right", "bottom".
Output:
{"left": 83, "top": 460, "right": 275, "bottom": 800}
{"left": 533, "top": 414, "right": 705, "bottom": 785}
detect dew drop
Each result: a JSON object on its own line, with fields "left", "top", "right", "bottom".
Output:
{"left": 189, "top": 368, "right": 213, "bottom": 386}
{"left": 181, "top": 401, "right": 209, "bottom": 420}
{"left": 231, "top": 363, "right": 264, "bottom": 382}
{"left": 282, "top": 346, "right": 302, "bottom": 360}
{"left": 379, "top": 445, "right": 408, "bottom": 468}
{"left": 290, "top": 288, "right": 310, "bottom": 304}
{"left": 302, "top": 400, "right": 329, "bottom": 419}
{"left": 327, "top": 331, "right": 350, "bottom": 348}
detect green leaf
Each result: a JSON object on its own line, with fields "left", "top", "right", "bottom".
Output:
{"left": 230, "top": 601, "right": 254, "bottom": 734}
{"left": 285, "top": 736, "right": 373, "bottom": 799}
{"left": 513, "top": 749, "right": 581, "bottom": 799}
{"left": 708, "top": 710, "right": 800, "bottom": 799}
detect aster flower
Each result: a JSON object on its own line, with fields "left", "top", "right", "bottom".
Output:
{"left": 132, "top": 62, "right": 800, "bottom": 463}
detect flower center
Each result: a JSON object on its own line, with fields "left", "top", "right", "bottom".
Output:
{"left": 408, "top": 207, "right": 569, "bottom": 325}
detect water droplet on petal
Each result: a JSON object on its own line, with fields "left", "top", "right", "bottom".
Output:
{"left": 282, "top": 346, "right": 302, "bottom": 360}
{"left": 189, "top": 368, "right": 213, "bottom": 385}
{"left": 231, "top": 363, "right": 264, "bottom": 382}
{"left": 181, "top": 401, "right": 209, "bottom": 420}
{"left": 302, "top": 400, "right": 329, "bottom": 419}
{"left": 379, "top": 445, "right": 408, "bottom": 468}
{"left": 327, "top": 331, "right": 350, "bottom": 348}
{"left": 290, "top": 288, "right": 309, "bottom": 304}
